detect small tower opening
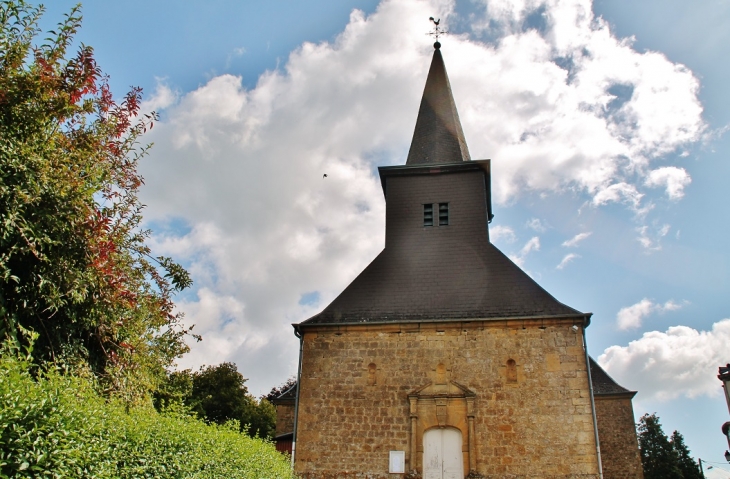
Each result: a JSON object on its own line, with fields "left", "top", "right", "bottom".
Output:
{"left": 424, "top": 204, "right": 434, "bottom": 227}
{"left": 439, "top": 203, "right": 449, "bottom": 226}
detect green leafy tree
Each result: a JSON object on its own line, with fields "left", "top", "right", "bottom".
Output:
{"left": 187, "top": 362, "right": 276, "bottom": 439}
{"left": 0, "top": 1, "right": 193, "bottom": 400}
{"left": 670, "top": 430, "right": 703, "bottom": 479}
{"left": 189, "top": 362, "right": 250, "bottom": 425}
{"left": 637, "top": 413, "right": 683, "bottom": 479}
{"left": 245, "top": 396, "right": 276, "bottom": 439}
{"left": 153, "top": 369, "right": 194, "bottom": 411}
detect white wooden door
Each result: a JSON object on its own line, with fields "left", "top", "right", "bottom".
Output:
{"left": 423, "top": 428, "right": 464, "bottom": 479}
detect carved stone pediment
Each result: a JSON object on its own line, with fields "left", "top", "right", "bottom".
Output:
{"left": 408, "top": 380, "right": 476, "bottom": 400}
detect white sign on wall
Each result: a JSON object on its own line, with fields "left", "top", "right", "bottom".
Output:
{"left": 389, "top": 450, "right": 405, "bottom": 474}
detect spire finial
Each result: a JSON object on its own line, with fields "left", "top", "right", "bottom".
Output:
{"left": 427, "top": 17, "right": 447, "bottom": 46}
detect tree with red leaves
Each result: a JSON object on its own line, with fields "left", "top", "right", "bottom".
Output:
{"left": 0, "top": 1, "right": 194, "bottom": 401}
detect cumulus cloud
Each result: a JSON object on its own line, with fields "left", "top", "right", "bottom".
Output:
{"left": 562, "top": 231, "right": 591, "bottom": 247}
{"left": 591, "top": 182, "right": 644, "bottom": 211}
{"left": 600, "top": 320, "right": 730, "bottom": 401}
{"left": 645, "top": 166, "right": 692, "bottom": 200}
{"left": 134, "top": 0, "right": 706, "bottom": 393}
{"left": 140, "top": 1, "right": 436, "bottom": 392}
{"left": 462, "top": 0, "right": 704, "bottom": 205}
{"left": 556, "top": 253, "right": 580, "bottom": 269}
{"left": 616, "top": 298, "right": 683, "bottom": 330}
{"left": 140, "top": 80, "right": 178, "bottom": 112}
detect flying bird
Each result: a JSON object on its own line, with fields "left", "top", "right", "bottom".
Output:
{"left": 323, "top": 174, "right": 328, "bottom": 178}
{"left": 429, "top": 17, "right": 440, "bottom": 25}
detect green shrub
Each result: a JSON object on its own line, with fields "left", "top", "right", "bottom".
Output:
{"left": 0, "top": 350, "right": 293, "bottom": 478}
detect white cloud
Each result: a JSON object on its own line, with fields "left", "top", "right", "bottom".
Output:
{"left": 526, "top": 218, "right": 547, "bottom": 232}
{"left": 509, "top": 236, "right": 540, "bottom": 267}
{"left": 616, "top": 299, "right": 654, "bottom": 330}
{"left": 616, "top": 298, "right": 684, "bottom": 330}
{"left": 141, "top": 80, "right": 178, "bottom": 112}
{"left": 490, "top": 224, "right": 517, "bottom": 243}
{"left": 134, "top": 0, "right": 706, "bottom": 393}
{"left": 562, "top": 231, "right": 591, "bottom": 247}
{"left": 599, "top": 319, "right": 730, "bottom": 401}
{"left": 591, "top": 182, "right": 644, "bottom": 211}
{"left": 140, "top": 0, "right": 436, "bottom": 393}
{"left": 556, "top": 252, "right": 580, "bottom": 269}
{"left": 522, "top": 236, "right": 541, "bottom": 254}
{"left": 463, "top": 0, "right": 704, "bottom": 205}
{"left": 645, "top": 166, "right": 692, "bottom": 200}
{"left": 636, "top": 223, "right": 671, "bottom": 251}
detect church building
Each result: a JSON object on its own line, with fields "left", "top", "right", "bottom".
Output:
{"left": 284, "top": 41, "right": 643, "bottom": 479}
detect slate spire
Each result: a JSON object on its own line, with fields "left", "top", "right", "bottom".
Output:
{"left": 406, "top": 42, "right": 471, "bottom": 165}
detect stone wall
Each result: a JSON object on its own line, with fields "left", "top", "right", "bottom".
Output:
{"left": 294, "top": 319, "right": 601, "bottom": 478}
{"left": 595, "top": 396, "right": 644, "bottom": 479}
{"left": 274, "top": 399, "right": 295, "bottom": 437}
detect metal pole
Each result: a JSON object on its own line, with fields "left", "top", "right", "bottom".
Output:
{"left": 698, "top": 458, "right": 705, "bottom": 479}
{"left": 582, "top": 322, "right": 603, "bottom": 479}
{"left": 291, "top": 325, "right": 304, "bottom": 469}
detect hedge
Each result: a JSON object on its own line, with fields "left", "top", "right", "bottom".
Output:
{"left": 0, "top": 350, "right": 294, "bottom": 478}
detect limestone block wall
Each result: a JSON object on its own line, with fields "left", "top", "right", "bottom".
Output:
{"left": 294, "top": 319, "right": 600, "bottom": 478}
{"left": 595, "top": 396, "right": 644, "bottom": 479}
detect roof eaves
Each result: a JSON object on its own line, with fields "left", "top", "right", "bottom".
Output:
{"left": 295, "top": 312, "right": 591, "bottom": 329}
{"left": 378, "top": 160, "right": 491, "bottom": 197}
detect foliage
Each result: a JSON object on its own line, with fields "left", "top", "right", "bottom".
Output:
{"left": 244, "top": 396, "right": 276, "bottom": 440}
{"left": 637, "top": 413, "right": 701, "bottom": 479}
{"left": 0, "top": 1, "right": 194, "bottom": 400}
{"left": 189, "top": 362, "right": 249, "bottom": 425}
{"left": 670, "top": 431, "right": 703, "bottom": 479}
{"left": 0, "top": 347, "right": 294, "bottom": 479}
{"left": 152, "top": 368, "right": 193, "bottom": 411}
{"left": 184, "top": 362, "right": 276, "bottom": 439}
{"left": 265, "top": 376, "right": 297, "bottom": 402}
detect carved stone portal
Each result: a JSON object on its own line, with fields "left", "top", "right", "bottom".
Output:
{"left": 408, "top": 380, "right": 477, "bottom": 476}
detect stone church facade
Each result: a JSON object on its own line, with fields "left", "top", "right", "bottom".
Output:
{"left": 284, "top": 42, "right": 643, "bottom": 479}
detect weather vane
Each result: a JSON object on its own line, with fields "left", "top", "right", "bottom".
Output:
{"left": 427, "top": 17, "right": 447, "bottom": 43}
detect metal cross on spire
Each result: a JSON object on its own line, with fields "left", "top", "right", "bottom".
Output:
{"left": 427, "top": 17, "right": 447, "bottom": 44}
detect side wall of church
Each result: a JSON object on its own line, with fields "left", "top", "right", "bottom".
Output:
{"left": 274, "top": 400, "right": 295, "bottom": 437}
{"left": 595, "top": 396, "right": 644, "bottom": 479}
{"left": 294, "top": 320, "right": 600, "bottom": 478}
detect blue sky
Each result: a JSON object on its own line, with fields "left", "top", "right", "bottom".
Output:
{"left": 40, "top": 0, "right": 730, "bottom": 467}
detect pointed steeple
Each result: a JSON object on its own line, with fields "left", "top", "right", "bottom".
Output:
{"left": 406, "top": 42, "right": 471, "bottom": 165}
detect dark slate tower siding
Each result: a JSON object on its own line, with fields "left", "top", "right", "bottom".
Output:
{"left": 385, "top": 171, "right": 487, "bottom": 248}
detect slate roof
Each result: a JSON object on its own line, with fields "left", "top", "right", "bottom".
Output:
{"left": 406, "top": 43, "right": 471, "bottom": 165}
{"left": 272, "top": 383, "right": 297, "bottom": 403}
{"left": 589, "top": 357, "right": 636, "bottom": 396}
{"left": 301, "top": 239, "right": 583, "bottom": 325}
{"left": 718, "top": 364, "right": 730, "bottom": 381}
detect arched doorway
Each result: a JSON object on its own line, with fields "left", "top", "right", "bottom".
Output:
{"left": 423, "top": 427, "right": 464, "bottom": 479}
